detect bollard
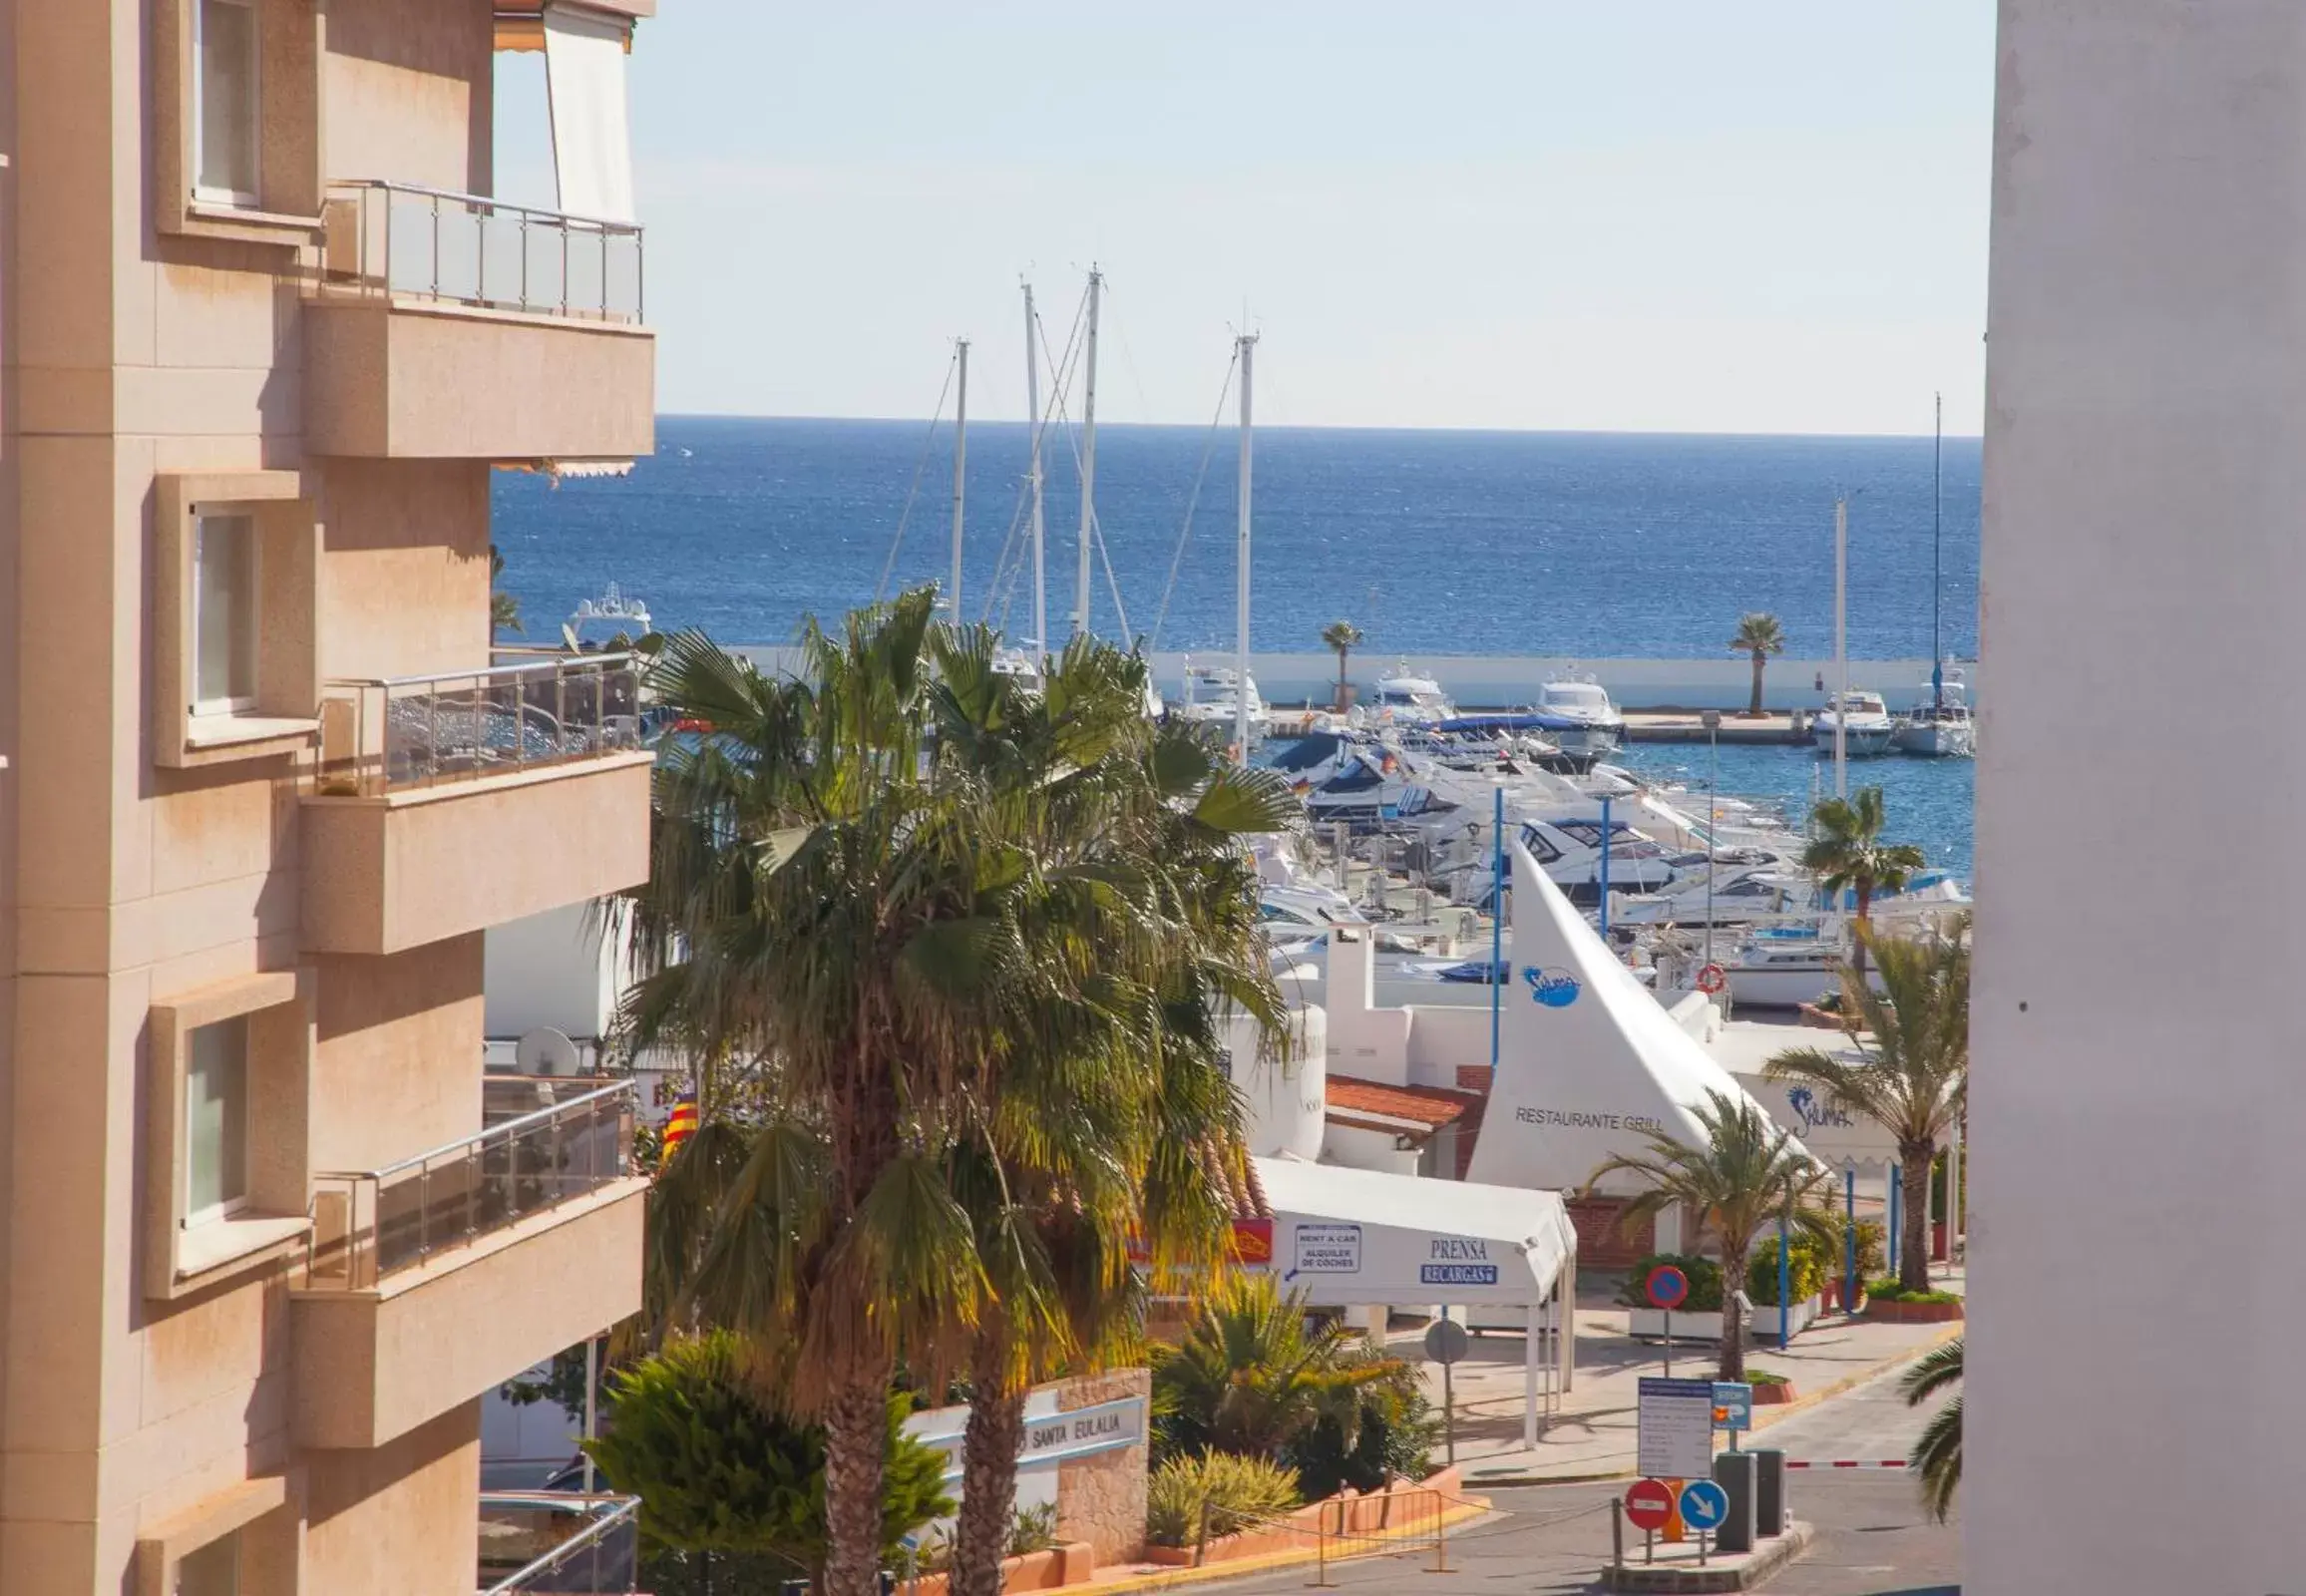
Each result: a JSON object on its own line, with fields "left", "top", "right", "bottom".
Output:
{"left": 1752, "top": 1448, "right": 1787, "bottom": 1536}
{"left": 1431, "top": 1489, "right": 1450, "bottom": 1573}
{"left": 1713, "top": 1450, "right": 1757, "bottom": 1555}
{"left": 1611, "top": 1496, "right": 1626, "bottom": 1575}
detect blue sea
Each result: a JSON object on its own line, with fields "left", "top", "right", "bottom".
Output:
{"left": 493, "top": 416, "right": 1982, "bottom": 878}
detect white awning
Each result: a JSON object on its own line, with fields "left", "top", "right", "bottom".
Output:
{"left": 1254, "top": 1155, "right": 1575, "bottom": 1309}
{"left": 1464, "top": 840, "right": 1807, "bottom": 1194}
{"left": 544, "top": 4, "right": 636, "bottom": 223}
{"left": 1707, "top": 1020, "right": 1902, "bottom": 1176}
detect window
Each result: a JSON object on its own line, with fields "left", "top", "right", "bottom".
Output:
{"left": 177, "top": 1530, "right": 240, "bottom": 1596}
{"left": 194, "top": 0, "right": 259, "bottom": 205}
{"left": 184, "top": 1016, "right": 249, "bottom": 1225}
{"left": 192, "top": 512, "right": 257, "bottom": 713}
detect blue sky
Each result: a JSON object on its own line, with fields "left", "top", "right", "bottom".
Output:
{"left": 499, "top": 3, "right": 1994, "bottom": 434}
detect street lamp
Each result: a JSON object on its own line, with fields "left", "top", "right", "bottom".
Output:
{"left": 1700, "top": 709, "right": 1722, "bottom": 978}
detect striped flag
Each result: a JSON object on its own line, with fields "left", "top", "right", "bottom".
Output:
{"left": 660, "top": 1093, "right": 698, "bottom": 1168}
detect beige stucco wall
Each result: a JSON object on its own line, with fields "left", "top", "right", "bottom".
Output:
{"left": 304, "top": 1402, "right": 482, "bottom": 1596}
{"left": 1054, "top": 1371, "right": 1151, "bottom": 1563}
{"left": 311, "top": 936, "right": 484, "bottom": 1173}
{"left": 322, "top": 0, "right": 495, "bottom": 196}
{"left": 318, "top": 459, "right": 492, "bottom": 681}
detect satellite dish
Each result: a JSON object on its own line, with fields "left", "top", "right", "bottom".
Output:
{"left": 515, "top": 1027, "right": 581, "bottom": 1077}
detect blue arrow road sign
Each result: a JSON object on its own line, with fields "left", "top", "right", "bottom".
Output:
{"left": 1679, "top": 1479, "right": 1730, "bottom": 1531}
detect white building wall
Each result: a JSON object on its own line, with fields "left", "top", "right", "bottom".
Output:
{"left": 1970, "top": 6, "right": 2306, "bottom": 1592}
{"left": 1233, "top": 1003, "right": 1329, "bottom": 1160}
{"left": 483, "top": 903, "right": 624, "bottom": 1040}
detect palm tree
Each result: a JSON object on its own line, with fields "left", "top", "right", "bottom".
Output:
{"left": 1728, "top": 612, "right": 1784, "bottom": 716}
{"left": 1899, "top": 1337, "right": 1962, "bottom": 1521}
{"left": 625, "top": 596, "right": 1293, "bottom": 1596}
{"left": 1320, "top": 620, "right": 1362, "bottom": 710}
{"left": 490, "top": 545, "right": 523, "bottom": 635}
{"left": 1764, "top": 918, "right": 1968, "bottom": 1295}
{"left": 1801, "top": 786, "right": 1925, "bottom": 980}
{"left": 1153, "top": 1274, "right": 1403, "bottom": 1460}
{"left": 1583, "top": 1090, "right": 1836, "bottom": 1381}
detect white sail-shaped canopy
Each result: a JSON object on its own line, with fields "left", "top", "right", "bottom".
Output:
{"left": 1464, "top": 840, "right": 1807, "bottom": 1194}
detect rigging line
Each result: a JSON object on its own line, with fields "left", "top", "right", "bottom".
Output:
{"left": 1148, "top": 347, "right": 1240, "bottom": 652}
{"left": 873, "top": 350, "right": 959, "bottom": 604}
{"left": 1096, "top": 278, "right": 1160, "bottom": 425}
{"left": 1095, "top": 516, "right": 1132, "bottom": 639}
{"left": 978, "top": 473, "right": 1035, "bottom": 627}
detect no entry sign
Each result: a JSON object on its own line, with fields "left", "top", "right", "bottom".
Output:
{"left": 1625, "top": 1478, "right": 1676, "bottom": 1534}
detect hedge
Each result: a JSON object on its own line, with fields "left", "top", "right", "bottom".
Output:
{"left": 1863, "top": 1277, "right": 1963, "bottom": 1306}
{"left": 1743, "top": 1234, "right": 1830, "bottom": 1307}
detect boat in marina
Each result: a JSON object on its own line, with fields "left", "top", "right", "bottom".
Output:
{"left": 1176, "top": 660, "right": 1269, "bottom": 737}
{"left": 1529, "top": 676, "right": 1625, "bottom": 753}
{"left": 1895, "top": 670, "right": 1976, "bottom": 756}
{"left": 1360, "top": 664, "right": 1457, "bottom": 728}
{"left": 1811, "top": 688, "right": 1899, "bottom": 756}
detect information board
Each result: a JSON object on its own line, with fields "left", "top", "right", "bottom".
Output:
{"left": 1636, "top": 1377, "right": 1717, "bottom": 1479}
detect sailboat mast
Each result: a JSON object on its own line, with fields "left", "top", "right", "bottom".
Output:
{"left": 1834, "top": 494, "right": 1849, "bottom": 799}
{"left": 949, "top": 338, "right": 968, "bottom": 621}
{"left": 1075, "top": 267, "right": 1102, "bottom": 637}
{"left": 1023, "top": 283, "right": 1046, "bottom": 651}
{"left": 1235, "top": 333, "right": 1257, "bottom": 766}
{"left": 1932, "top": 390, "right": 1944, "bottom": 706}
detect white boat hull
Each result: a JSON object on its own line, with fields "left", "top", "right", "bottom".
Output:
{"left": 1811, "top": 723, "right": 1898, "bottom": 756}
{"left": 1893, "top": 719, "right": 1975, "bottom": 757}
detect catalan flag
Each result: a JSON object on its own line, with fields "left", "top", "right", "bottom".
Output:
{"left": 660, "top": 1093, "right": 698, "bottom": 1168}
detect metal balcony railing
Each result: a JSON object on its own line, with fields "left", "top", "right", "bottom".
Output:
{"left": 479, "top": 1493, "right": 641, "bottom": 1595}
{"left": 322, "top": 180, "right": 643, "bottom": 324}
{"left": 315, "top": 652, "right": 641, "bottom": 797}
{"left": 306, "top": 1078, "right": 636, "bottom": 1291}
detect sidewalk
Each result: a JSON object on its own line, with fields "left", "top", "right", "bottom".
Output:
{"left": 1406, "top": 1268, "right": 1964, "bottom": 1483}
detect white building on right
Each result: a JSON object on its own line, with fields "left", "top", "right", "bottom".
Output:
{"left": 1970, "top": 4, "right": 2304, "bottom": 1591}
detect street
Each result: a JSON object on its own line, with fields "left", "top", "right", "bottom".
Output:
{"left": 1193, "top": 1363, "right": 1959, "bottom": 1595}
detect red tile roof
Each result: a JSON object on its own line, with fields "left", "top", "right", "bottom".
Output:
{"left": 1325, "top": 1075, "right": 1481, "bottom": 1130}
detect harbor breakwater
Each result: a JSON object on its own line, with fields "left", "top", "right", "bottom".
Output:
{"left": 724, "top": 648, "right": 1979, "bottom": 715}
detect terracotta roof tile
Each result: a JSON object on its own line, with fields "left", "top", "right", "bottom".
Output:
{"left": 1325, "top": 1075, "right": 1480, "bottom": 1130}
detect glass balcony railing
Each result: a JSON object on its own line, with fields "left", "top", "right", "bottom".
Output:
{"left": 323, "top": 180, "right": 644, "bottom": 324}
{"left": 479, "top": 1493, "right": 641, "bottom": 1594}
{"left": 306, "top": 1078, "right": 636, "bottom": 1291}
{"left": 314, "top": 652, "right": 641, "bottom": 798}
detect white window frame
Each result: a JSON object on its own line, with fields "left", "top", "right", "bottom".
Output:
{"left": 182, "top": 1017, "right": 250, "bottom": 1229}
{"left": 191, "top": 510, "right": 259, "bottom": 716}
{"left": 192, "top": 0, "right": 261, "bottom": 208}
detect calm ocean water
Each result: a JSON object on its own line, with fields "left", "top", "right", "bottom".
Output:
{"left": 493, "top": 416, "right": 1982, "bottom": 878}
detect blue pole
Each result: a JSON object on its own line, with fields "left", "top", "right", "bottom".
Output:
{"left": 1887, "top": 1164, "right": 1901, "bottom": 1278}
{"left": 1597, "top": 794, "right": 1613, "bottom": 938}
{"left": 1490, "top": 782, "right": 1504, "bottom": 1069}
{"left": 1844, "top": 1167, "right": 1857, "bottom": 1314}
{"left": 1776, "top": 1211, "right": 1790, "bottom": 1350}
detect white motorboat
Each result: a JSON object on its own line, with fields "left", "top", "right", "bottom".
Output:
{"left": 1530, "top": 676, "right": 1625, "bottom": 753}
{"left": 1811, "top": 689, "right": 1899, "bottom": 756}
{"left": 1895, "top": 668, "right": 1975, "bottom": 757}
{"left": 1360, "top": 664, "right": 1457, "bottom": 729}
{"left": 990, "top": 645, "right": 1045, "bottom": 698}
{"left": 1613, "top": 859, "right": 1810, "bottom": 929}
{"left": 1176, "top": 661, "right": 1269, "bottom": 737}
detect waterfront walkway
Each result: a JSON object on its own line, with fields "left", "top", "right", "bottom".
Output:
{"left": 1621, "top": 710, "right": 1810, "bottom": 744}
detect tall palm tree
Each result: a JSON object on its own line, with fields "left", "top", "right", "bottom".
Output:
{"left": 1764, "top": 918, "right": 1968, "bottom": 1294}
{"left": 1728, "top": 612, "right": 1784, "bottom": 716}
{"left": 1899, "top": 1337, "right": 1962, "bottom": 1522}
{"left": 1801, "top": 786, "right": 1925, "bottom": 980}
{"left": 1320, "top": 620, "right": 1362, "bottom": 710}
{"left": 625, "top": 597, "right": 1293, "bottom": 1596}
{"left": 1584, "top": 1091, "right": 1836, "bottom": 1381}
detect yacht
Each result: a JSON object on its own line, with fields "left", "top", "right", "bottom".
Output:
{"left": 1530, "top": 676, "right": 1625, "bottom": 754}
{"left": 1361, "top": 664, "right": 1456, "bottom": 728}
{"left": 1176, "top": 660, "right": 1269, "bottom": 738}
{"left": 990, "top": 645, "right": 1045, "bottom": 698}
{"left": 1810, "top": 689, "right": 1899, "bottom": 756}
{"left": 1895, "top": 671, "right": 1976, "bottom": 757}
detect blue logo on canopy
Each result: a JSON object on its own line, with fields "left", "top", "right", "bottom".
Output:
{"left": 1523, "top": 966, "right": 1583, "bottom": 1007}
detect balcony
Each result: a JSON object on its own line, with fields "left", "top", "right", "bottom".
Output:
{"left": 305, "top": 181, "right": 653, "bottom": 462}
{"left": 291, "top": 1079, "right": 646, "bottom": 1450}
{"left": 300, "top": 651, "right": 652, "bottom": 955}
{"left": 479, "top": 1493, "right": 641, "bottom": 1595}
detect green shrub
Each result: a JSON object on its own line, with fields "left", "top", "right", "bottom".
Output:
{"left": 1743, "top": 1368, "right": 1794, "bottom": 1389}
{"left": 581, "top": 1330, "right": 953, "bottom": 1577}
{"left": 1007, "top": 1501, "right": 1059, "bottom": 1557}
{"left": 1145, "top": 1453, "right": 1302, "bottom": 1547}
{"left": 1744, "top": 1233, "right": 1830, "bottom": 1306}
{"left": 1613, "top": 1254, "right": 1724, "bottom": 1313}
{"left": 1853, "top": 1220, "right": 1887, "bottom": 1283}
{"left": 1282, "top": 1354, "right": 1439, "bottom": 1498}
{"left": 1864, "top": 1277, "right": 1962, "bottom": 1306}
{"left": 1153, "top": 1275, "right": 1406, "bottom": 1464}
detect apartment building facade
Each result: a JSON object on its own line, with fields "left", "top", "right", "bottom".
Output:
{"left": 0, "top": 2, "right": 660, "bottom": 1590}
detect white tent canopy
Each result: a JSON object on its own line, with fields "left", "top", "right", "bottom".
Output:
{"left": 1464, "top": 841, "right": 1807, "bottom": 1195}
{"left": 1256, "top": 1155, "right": 1576, "bottom": 1309}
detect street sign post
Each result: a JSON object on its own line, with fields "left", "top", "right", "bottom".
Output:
{"left": 1624, "top": 1477, "right": 1675, "bottom": 1564}
{"left": 1636, "top": 1377, "right": 1716, "bottom": 1479}
{"left": 1644, "top": 1264, "right": 1690, "bottom": 1378}
{"left": 1424, "top": 1317, "right": 1469, "bottom": 1465}
{"left": 1712, "top": 1382, "right": 1752, "bottom": 1451}
{"left": 1679, "top": 1478, "right": 1730, "bottom": 1565}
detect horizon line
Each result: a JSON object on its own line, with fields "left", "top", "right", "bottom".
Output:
{"left": 655, "top": 411, "right": 1985, "bottom": 443}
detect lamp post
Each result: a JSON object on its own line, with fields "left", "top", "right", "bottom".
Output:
{"left": 1490, "top": 778, "right": 1506, "bottom": 1069}
{"left": 1701, "top": 709, "right": 1722, "bottom": 975}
